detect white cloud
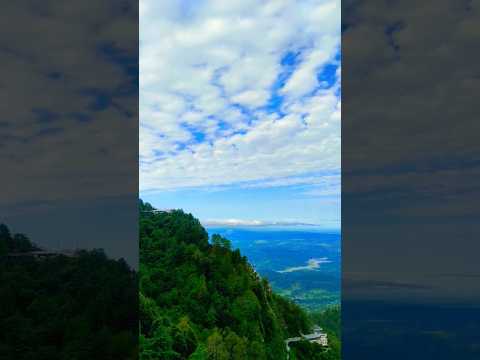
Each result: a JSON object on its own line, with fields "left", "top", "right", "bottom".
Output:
{"left": 202, "top": 219, "right": 319, "bottom": 227}
{"left": 203, "top": 219, "right": 266, "bottom": 227}
{"left": 231, "top": 90, "right": 270, "bottom": 108}
{"left": 140, "top": 0, "right": 341, "bottom": 193}
{"left": 281, "top": 42, "right": 337, "bottom": 99}
{"left": 0, "top": 2, "right": 137, "bottom": 206}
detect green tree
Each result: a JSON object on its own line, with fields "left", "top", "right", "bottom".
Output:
{"left": 0, "top": 240, "right": 138, "bottom": 360}
{"left": 0, "top": 224, "right": 11, "bottom": 255}
{"left": 223, "top": 330, "right": 247, "bottom": 360}
{"left": 12, "top": 233, "right": 34, "bottom": 252}
{"left": 138, "top": 201, "right": 318, "bottom": 360}
{"left": 206, "top": 330, "right": 228, "bottom": 360}
{"left": 172, "top": 317, "right": 198, "bottom": 357}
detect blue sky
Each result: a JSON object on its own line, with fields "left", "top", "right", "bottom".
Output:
{"left": 143, "top": 171, "right": 340, "bottom": 228}
{"left": 140, "top": 0, "right": 341, "bottom": 228}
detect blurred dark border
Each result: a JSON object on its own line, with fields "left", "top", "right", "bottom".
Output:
{"left": 0, "top": 1, "right": 138, "bottom": 358}
{"left": 0, "top": 0, "right": 138, "bottom": 266}
{"left": 342, "top": 0, "right": 480, "bottom": 358}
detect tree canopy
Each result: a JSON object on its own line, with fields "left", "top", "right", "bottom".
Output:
{"left": 139, "top": 200, "right": 313, "bottom": 360}
{"left": 0, "top": 225, "right": 138, "bottom": 359}
{"left": 0, "top": 223, "right": 40, "bottom": 255}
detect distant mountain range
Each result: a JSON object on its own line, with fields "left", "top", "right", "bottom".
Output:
{"left": 202, "top": 219, "right": 321, "bottom": 227}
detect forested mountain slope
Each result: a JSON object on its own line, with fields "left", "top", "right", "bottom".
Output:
{"left": 0, "top": 224, "right": 138, "bottom": 359}
{"left": 139, "top": 200, "right": 316, "bottom": 360}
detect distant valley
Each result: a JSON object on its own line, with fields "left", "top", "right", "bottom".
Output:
{"left": 206, "top": 227, "right": 341, "bottom": 311}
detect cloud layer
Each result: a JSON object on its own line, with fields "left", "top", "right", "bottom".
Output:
{"left": 342, "top": 0, "right": 480, "bottom": 303}
{"left": 1, "top": 1, "right": 138, "bottom": 207}
{"left": 140, "top": 0, "right": 341, "bottom": 193}
{"left": 203, "top": 218, "right": 319, "bottom": 227}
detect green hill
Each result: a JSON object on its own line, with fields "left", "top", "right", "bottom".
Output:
{"left": 139, "top": 200, "right": 337, "bottom": 360}
{"left": 0, "top": 223, "right": 40, "bottom": 255}
{"left": 0, "top": 223, "right": 138, "bottom": 360}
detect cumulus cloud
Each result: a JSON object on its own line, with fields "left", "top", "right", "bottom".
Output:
{"left": 341, "top": 0, "right": 480, "bottom": 303}
{"left": 0, "top": 1, "right": 138, "bottom": 207}
{"left": 140, "top": 0, "right": 341, "bottom": 193}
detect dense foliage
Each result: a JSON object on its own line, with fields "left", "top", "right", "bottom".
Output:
{"left": 0, "top": 223, "right": 40, "bottom": 255}
{"left": 310, "top": 306, "right": 341, "bottom": 339}
{"left": 0, "top": 224, "right": 138, "bottom": 360}
{"left": 139, "top": 200, "right": 315, "bottom": 360}
{"left": 290, "top": 306, "right": 341, "bottom": 360}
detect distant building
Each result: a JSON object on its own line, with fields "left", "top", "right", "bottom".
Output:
{"left": 141, "top": 209, "right": 175, "bottom": 214}
{"left": 285, "top": 325, "right": 328, "bottom": 358}
{"left": 302, "top": 327, "right": 328, "bottom": 347}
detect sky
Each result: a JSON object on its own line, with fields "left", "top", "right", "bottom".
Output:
{"left": 1, "top": 1, "right": 138, "bottom": 264}
{"left": 140, "top": 0, "right": 341, "bottom": 228}
{"left": 342, "top": 0, "right": 480, "bottom": 304}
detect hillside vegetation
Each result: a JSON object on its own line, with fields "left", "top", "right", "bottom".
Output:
{"left": 0, "top": 224, "right": 138, "bottom": 359}
{"left": 139, "top": 200, "right": 337, "bottom": 360}
{"left": 292, "top": 306, "right": 341, "bottom": 360}
{"left": 0, "top": 223, "right": 40, "bottom": 254}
